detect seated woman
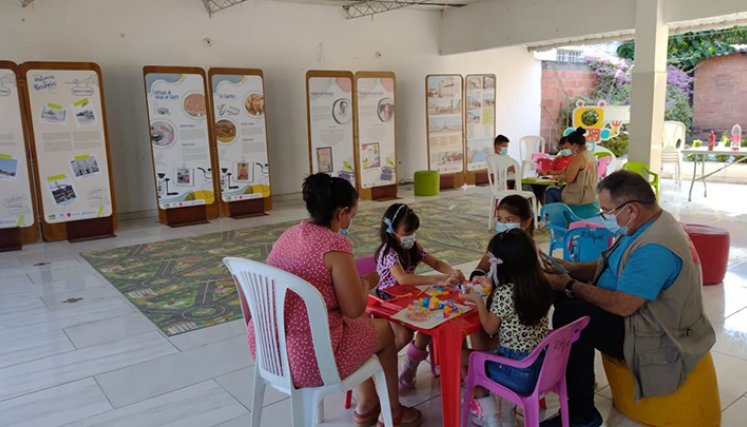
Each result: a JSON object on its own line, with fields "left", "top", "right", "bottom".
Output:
{"left": 254, "top": 173, "right": 422, "bottom": 427}
{"left": 542, "top": 127, "right": 599, "bottom": 211}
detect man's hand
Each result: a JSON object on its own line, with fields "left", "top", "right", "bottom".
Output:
{"left": 544, "top": 271, "right": 572, "bottom": 291}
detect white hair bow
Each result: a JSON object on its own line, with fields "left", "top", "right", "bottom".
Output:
{"left": 487, "top": 252, "right": 503, "bottom": 285}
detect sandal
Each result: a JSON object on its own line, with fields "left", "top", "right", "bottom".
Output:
{"left": 354, "top": 403, "right": 381, "bottom": 427}
{"left": 377, "top": 405, "right": 423, "bottom": 427}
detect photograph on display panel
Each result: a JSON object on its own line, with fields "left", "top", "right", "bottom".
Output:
{"left": 356, "top": 75, "right": 397, "bottom": 189}
{"left": 210, "top": 72, "right": 271, "bottom": 203}
{"left": 426, "top": 75, "right": 464, "bottom": 174}
{"left": 465, "top": 74, "right": 496, "bottom": 172}
{"left": 307, "top": 72, "right": 356, "bottom": 185}
{"left": 24, "top": 67, "right": 113, "bottom": 225}
{"left": 145, "top": 71, "right": 215, "bottom": 210}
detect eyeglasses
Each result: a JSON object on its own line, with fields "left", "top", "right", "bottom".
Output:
{"left": 599, "top": 199, "right": 651, "bottom": 220}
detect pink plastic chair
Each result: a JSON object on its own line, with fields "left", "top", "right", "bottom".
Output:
{"left": 461, "top": 316, "right": 590, "bottom": 427}
{"left": 597, "top": 156, "right": 613, "bottom": 178}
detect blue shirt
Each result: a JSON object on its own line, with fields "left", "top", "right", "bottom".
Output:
{"left": 596, "top": 221, "right": 682, "bottom": 301}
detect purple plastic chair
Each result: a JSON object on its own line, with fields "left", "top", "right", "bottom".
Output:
{"left": 461, "top": 316, "right": 591, "bottom": 427}
{"left": 355, "top": 255, "right": 377, "bottom": 276}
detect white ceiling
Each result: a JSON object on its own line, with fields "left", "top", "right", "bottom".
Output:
{"left": 273, "top": 0, "right": 478, "bottom": 11}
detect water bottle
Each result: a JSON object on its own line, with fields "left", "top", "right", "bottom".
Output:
{"left": 731, "top": 124, "right": 742, "bottom": 152}
{"left": 708, "top": 130, "right": 716, "bottom": 152}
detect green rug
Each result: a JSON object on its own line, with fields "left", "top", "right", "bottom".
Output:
{"left": 82, "top": 192, "right": 548, "bottom": 336}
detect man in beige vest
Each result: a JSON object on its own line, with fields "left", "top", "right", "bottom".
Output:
{"left": 541, "top": 170, "right": 715, "bottom": 427}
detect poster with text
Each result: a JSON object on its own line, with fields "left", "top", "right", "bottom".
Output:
{"left": 307, "top": 75, "right": 356, "bottom": 184}
{"left": 211, "top": 73, "right": 270, "bottom": 203}
{"left": 426, "top": 75, "right": 464, "bottom": 174}
{"left": 465, "top": 74, "right": 496, "bottom": 171}
{"left": 0, "top": 68, "right": 34, "bottom": 229}
{"left": 25, "top": 69, "right": 113, "bottom": 224}
{"left": 145, "top": 73, "right": 214, "bottom": 210}
{"left": 356, "top": 76, "right": 396, "bottom": 188}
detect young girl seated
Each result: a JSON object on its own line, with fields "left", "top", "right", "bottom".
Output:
{"left": 549, "top": 136, "right": 575, "bottom": 173}
{"left": 470, "top": 195, "right": 534, "bottom": 281}
{"left": 375, "top": 203, "right": 464, "bottom": 389}
{"left": 461, "top": 229, "right": 553, "bottom": 427}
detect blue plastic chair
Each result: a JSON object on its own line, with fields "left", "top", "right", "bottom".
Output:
{"left": 562, "top": 227, "right": 616, "bottom": 262}
{"left": 540, "top": 203, "right": 582, "bottom": 256}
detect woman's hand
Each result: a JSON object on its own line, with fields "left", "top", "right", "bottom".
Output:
{"left": 445, "top": 272, "right": 462, "bottom": 286}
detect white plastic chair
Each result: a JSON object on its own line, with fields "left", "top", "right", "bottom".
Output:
{"left": 223, "top": 257, "right": 393, "bottom": 427}
{"left": 485, "top": 154, "right": 539, "bottom": 230}
{"left": 519, "top": 135, "right": 545, "bottom": 178}
{"left": 662, "top": 121, "right": 686, "bottom": 183}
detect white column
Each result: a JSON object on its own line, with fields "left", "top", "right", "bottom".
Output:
{"left": 628, "top": 0, "right": 669, "bottom": 171}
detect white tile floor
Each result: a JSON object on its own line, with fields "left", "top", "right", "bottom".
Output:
{"left": 1, "top": 180, "right": 747, "bottom": 426}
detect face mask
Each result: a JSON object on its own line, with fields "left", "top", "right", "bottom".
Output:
{"left": 495, "top": 222, "right": 521, "bottom": 233}
{"left": 586, "top": 141, "right": 596, "bottom": 152}
{"left": 615, "top": 208, "right": 635, "bottom": 236}
{"left": 339, "top": 214, "right": 352, "bottom": 237}
{"left": 559, "top": 149, "right": 572, "bottom": 157}
{"left": 400, "top": 234, "right": 416, "bottom": 250}
{"left": 499, "top": 147, "right": 508, "bottom": 155}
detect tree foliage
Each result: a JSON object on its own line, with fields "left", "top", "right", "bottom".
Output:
{"left": 617, "top": 26, "right": 747, "bottom": 72}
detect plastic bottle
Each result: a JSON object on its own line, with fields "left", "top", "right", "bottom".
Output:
{"left": 731, "top": 124, "right": 742, "bottom": 151}
{"left": 708, "top": 130, "right": 716, "bottom": 152}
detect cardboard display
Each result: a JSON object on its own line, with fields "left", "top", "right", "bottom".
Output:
{"left": 21, "top": 62, "right": 116, "bottom": 241}
{"left": 306, "top": 70, "right": 357, "bottom": 186}
{"left": 425, "top": 74, "right": 465, "bottom": 189}
{"left": 464, "top": 74, "right": 496, "bottom": 185}
{"left": 143, "top": 66, "right": 218, "bottom": 226}
{"left": 0, "top": 61, "right": 39, "bottom": 250}
{"left": 354, "top": 71, "right": 398, "bottom": 201}
{"left": 208, "top": 68, "right": 271, "bottom": 217}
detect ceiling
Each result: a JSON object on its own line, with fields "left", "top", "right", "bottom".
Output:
{"left": 204, "top": 0, "right": 478, "bottom": 18}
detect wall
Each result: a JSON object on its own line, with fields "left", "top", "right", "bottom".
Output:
{"left": 540, "top": 61, "right": 597, "bottom": 145}
{"left": 0, "top": 0, "right": 541, "bottom": 215}
{"left": 440, "top": 0, "right": 747, "bottom": 55}
{"left": 692, "top": 53, "right": 747, "bottom": 140}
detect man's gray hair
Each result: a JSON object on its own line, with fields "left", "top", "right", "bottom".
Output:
{"left": 597, "top": 170, "right": 657, "bottom": 205}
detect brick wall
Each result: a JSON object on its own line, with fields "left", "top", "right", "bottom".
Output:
{"left": 692, "top": 53, "right": 747, "bottom": 141}
{"left": 540, "top": 61, "right": 597, "bottom": 146}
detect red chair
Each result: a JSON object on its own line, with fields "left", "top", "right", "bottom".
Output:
{"left": 683, "top": 224, "right": 730, "bottom": 286}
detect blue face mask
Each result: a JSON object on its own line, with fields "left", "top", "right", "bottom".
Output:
{"left": 339, "top": 216, "right": 352, "bottom": 237}
{"left": 495, "top": 222, "right": 521, "bottom": 233}
{"left": 499, "top": 147, "right": 508, "bottom": 155}
{"left": 587, "top": 141, "right": 596, "bottom": 152}
{"left": 558, "top": 149, "right": 573, "bottom": 157}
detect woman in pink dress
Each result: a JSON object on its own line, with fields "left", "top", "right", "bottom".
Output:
{"left": 248, "top": 173, "right": 422, "bottom": 427}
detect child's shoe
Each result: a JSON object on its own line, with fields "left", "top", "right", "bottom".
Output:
{"left": 468, "top": 395, "right": 501, "bottom": 427}
{"left": 399, "top": 343, "right": 428, "bottom": 389}
{"left": 498, "top": 397, "right": 517, "bottom": 427}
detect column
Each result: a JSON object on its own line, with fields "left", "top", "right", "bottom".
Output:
{"left": 628, "top": 0, "right": 669, "bottom": 172}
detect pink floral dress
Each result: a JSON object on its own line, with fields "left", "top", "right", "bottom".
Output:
{"left": 247, "top": 220, "right": 378, "bottom": 387}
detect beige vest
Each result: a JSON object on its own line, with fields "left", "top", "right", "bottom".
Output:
{"left": 562, "top": 150, "right": 598, "bottom": 205}
{"left": 593, "top": 211, "right": 715, "bottom": 399}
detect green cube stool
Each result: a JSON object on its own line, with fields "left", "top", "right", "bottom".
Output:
{"left": 414, "top": 170, "right": 440, "bottom": 196}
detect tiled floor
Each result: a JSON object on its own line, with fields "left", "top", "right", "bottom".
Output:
{"left": 1, "top": 180, "right": 747, "bottom": 426}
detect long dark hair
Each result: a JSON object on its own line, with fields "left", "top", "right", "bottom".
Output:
{"left": 497, "top": 195, "right": 535, "bottom": 236}
{"left": 487, "top": 229, "right": 552, "bottom": 326}
{"left": 375, "top": 203, "right": 422, "bottom": 269}
{"left": 302, "top": 173, "right": 357, "bottom": 227}
{"left": 567, "top": 127, "right": 587, "bottom": 147}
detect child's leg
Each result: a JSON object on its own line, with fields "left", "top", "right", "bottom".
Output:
{"left": 399, "top": 332, "right": 430, "bottom": 390}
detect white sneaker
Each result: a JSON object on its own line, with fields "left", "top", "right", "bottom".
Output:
{"left": 498, "top": 398, "right": 517, "bottom": 427}
{"left": 469, "top": 395, "right": 502, "bottom": 427}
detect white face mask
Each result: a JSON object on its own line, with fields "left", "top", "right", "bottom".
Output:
{"left": 558, "top": 149, "right": 573, "bottom": 157}
{"left": 495, "top": 222, "right": 521, "bottom": 233}
{"left": 400, "top": 234, "right": 416, "bottom": 250}
{"left": 499, "top": 147, "right": 508, "bottom": 155}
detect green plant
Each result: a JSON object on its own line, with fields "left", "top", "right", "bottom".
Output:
{"left": 600, "top": 132, "right": 629, "bottom": 157}
{"left": 692, "top": 139, "right": 703, "bottom": 147}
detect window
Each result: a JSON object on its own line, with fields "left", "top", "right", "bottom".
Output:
{"left": 557, "top": 49, "right": 583, "bottom": 63}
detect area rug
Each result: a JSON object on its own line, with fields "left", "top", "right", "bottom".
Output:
{"left": 82, "top": 192, "right": 548, "bottom": 336}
